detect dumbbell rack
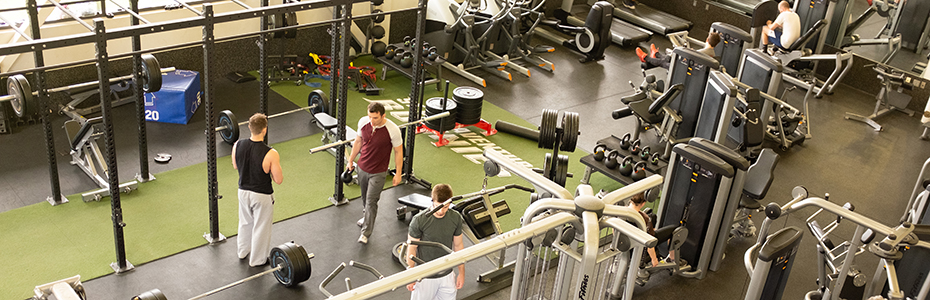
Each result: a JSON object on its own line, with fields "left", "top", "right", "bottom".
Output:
{"left": 579, "top": 135, "right": 669, "bottom": 185}
{"left": 373, "top": 43, "right": 444, "bottom": 91}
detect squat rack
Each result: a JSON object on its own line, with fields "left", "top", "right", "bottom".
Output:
{"left": 0, "top": 0, "right": 429, "bottom": 273}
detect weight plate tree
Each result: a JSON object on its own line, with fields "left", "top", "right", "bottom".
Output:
{"left": 132, "top": 242, "right": 314, "bottom": 300}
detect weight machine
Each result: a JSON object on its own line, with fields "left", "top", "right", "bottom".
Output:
{"left": 321, "top": 148, "right": 662, "bottom": 300}
{"left": 844, "top": 63, "right": 915, "bottom": 132}
{"left": 745, "top": 186, "right": 930, "bottom": 300}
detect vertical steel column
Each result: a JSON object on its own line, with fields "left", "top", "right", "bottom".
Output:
{"left": 202, "top": 4, "right": 225, "bottom": 244}
{"left": 94, "top": 19, "right": 133, "bottom": 273}
{"left": 27, "top": 0, "right": 67, "bottom": 206}
{"left": 258, "top": 0, "right": 270, "bottom": 144}
{"left": 329, "top": 3, "right": 348, "bottom": 206}
{"left": 402, "top": 0, "right": 428, "bottom": 181}
{"left": 130, "top": 0, "right": 152, "bottom": 183}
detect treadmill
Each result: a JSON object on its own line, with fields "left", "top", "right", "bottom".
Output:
{"left": 555, "top": 1, "right": 652, "bottom": 47}
{"left": 607, "top": 1, "right": 693, "bottom": 35}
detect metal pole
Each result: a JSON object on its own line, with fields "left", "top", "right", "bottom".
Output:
{"left": 130, "top": 0, "right": 151, "bottom": 183}
{"left": 95, "top": 18, "right": 132, "bottom": 273}
{"left": 259, "top": 0, "right": 269, "bottom": 144}
{"left": 28, "top": 0, "right": 67, "bottom": 206}
{"left": 202, "top": 4, "right": 225, "bottom": 244}
{"left": 330, "top": 3, "right": 347, "bottom": 205}
{"left": 403, "top": 0, "right": 427, "bottom": 182}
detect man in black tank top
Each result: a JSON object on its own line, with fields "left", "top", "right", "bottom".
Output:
{"left": 231, "top": 113, "right": 283, "bottom": 267}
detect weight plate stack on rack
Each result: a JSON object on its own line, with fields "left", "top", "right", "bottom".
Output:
{"left": 452, "top": 86, "right": 484, "bottom": 125}
{"left": 538, "top": 109, "right": 558, "bottom": 149}
{"left": 424, "top": 97, "right": 457, "bottom": 132}
{"left": 559, "top": 111, "right": 579, "bottom": 152}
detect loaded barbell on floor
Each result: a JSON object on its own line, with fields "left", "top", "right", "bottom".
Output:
{"left": 0, "top": 54, "right": 166, "bottom": 118}
{"left": 308, "top": 111, "right": 451, "bottom": 154}
{"left": 132, "top": 241, "right": 314, "bottom": 300}
{"left": 214, "top": 90, "right": 330, "bottom": 144}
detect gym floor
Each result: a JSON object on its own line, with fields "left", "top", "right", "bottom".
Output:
{"left": 3, "top": 3, "right": 930, "bottom": 300}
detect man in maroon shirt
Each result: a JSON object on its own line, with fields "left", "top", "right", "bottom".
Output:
{"left": 347, "top": 102, "right": 403, "bottom": 244}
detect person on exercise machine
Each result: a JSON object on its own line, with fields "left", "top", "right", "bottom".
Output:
{"left": 405, "top": 184, "right": 465, "bottom": 300}
{"left": 621, "top": 0, "right": 637, "bottom": 9}
{"left": 761, "top": 1, "right": 800, "bottom": 52}
{"left": 232, "top": 113, "right": 284, "bottom": 267}
{"left": 635, "top": 32, "right": 721, "bottom": 69}
{"left": 628, "top": 192, "right": 662, "bottom": 267}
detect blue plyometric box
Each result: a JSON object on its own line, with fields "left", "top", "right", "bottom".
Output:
{"left": 144, "top": 70, "right": 202, "bottom": 124}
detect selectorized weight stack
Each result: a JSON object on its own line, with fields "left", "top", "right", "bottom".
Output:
{"left": 132, "top": 242, "right": 314, "bottom": 300}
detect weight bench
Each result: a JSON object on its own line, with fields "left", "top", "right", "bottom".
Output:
{"left": 612, "top": 82, "right": 684, "bottom": 142}
{"left": 313, "top": 112, "right": 356, "bottom": 159}
{"left": 64, "top": 116, "right": 139, "bottom": 202}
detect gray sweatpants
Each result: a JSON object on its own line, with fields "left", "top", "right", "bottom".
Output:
{"left": 238, "top": 189, "right": 274, "bottom": 266}
{"left": 359, "top": 169, "right": 387, "bottom": 238}
{"left": 410, "top": 271, "right": 457, "bottom": 300}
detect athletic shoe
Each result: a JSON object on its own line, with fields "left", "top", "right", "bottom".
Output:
{"left": 621, "top": 0, "right": 637, "bottom": 9}
{"left": 635, "top": 47, "right": 648, "bottom": 62}
{"left": 650, "top": 44, "right": 659, "bottom": 58}
{"left": 357, "top": 217, "right": 364, "bottom": 227}
{"left": 358, "top": 234, "right": 368, "bottom": 244}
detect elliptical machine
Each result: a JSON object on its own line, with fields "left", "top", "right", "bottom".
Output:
{"left": 534, "top": 1, "right": 614, "bottom": 62}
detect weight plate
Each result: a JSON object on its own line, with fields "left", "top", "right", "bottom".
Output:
{"left": 154, "top": 153, "right": 172, "bottom": 163}
{"left": 7, "top": 74, "right": 32, "bottom": 118}
{"left": 538, "top": 109, "right": 558, "bottom": 149}
{"left": 270, "top": 244, "right": 297, "bottom": 286}
{"left": 392, "top": 242, "right": 407, "bottom": 267}
{"left": 141, "top": 54, "right": 162, "bottom": 93}
{"left": 292, "top": 242, "right": 312, "bottom": 284}
{"left": 218, "top": 110, "right": 239, "bottom": 145}
{"left": 425, "top": 97, "right": 457, "bottom": 112}
{"left": 543, "top": 153, "right": 552, "bottom": 180}
{"left": 284, "top": 12, "right": 298, "bottom": 38}
{"left": 555, "top": 154, "right": 568, "bottom": 186}
{"left": 452, "top": 86, "right": 484, "bottom": 102}
{"left": 269, "top": 14, "right": 285, "bottom": 38}
{"left": 132, "top": 289, "right": 167, "bottom": 300}
{"left": 307, "top": 90, "right": 329, "bottom": 115}
{"left": 560, "top": 112, "right": 579, "bottom": 152}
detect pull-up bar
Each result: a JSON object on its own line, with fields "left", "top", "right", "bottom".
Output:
{"left": 172, "top": 0, "right": 204, "bottom": 16}
{"left": 106, "top": 0, "right": 149, "bottom": 24}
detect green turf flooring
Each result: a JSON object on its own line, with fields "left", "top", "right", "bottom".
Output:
{"left": 0, "top": 55, "right": 628, "bottom": 299}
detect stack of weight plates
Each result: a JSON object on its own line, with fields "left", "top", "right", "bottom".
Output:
{"left": 452, "top": 86, "right": 483, "bottom": 125}
{"left": 424, "top": 97, "right": 457, "bottom": 132}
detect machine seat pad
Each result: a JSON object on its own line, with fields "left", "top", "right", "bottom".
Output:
{"left": 70, "top": 117, "right": 103, "bottom": 151}
{"left": 743, "top": 148, "right": 779, "bottom": 200}
{"left": 315, "top": 113, "right": 338, "bottom": 130}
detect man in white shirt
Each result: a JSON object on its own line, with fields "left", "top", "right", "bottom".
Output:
{"left": 762, "top": 1, "right": 801, "bottom": 50}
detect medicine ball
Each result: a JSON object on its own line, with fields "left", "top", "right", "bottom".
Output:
{"left": 371, "top": 25, "right": 386, "bottom": 40}
{"left": 371, "top": 41, "right": 387, "bottom": 57}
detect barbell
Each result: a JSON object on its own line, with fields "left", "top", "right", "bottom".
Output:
{"left": 308, "top": 111, "right": 452, "bottom": 154}
{"left": 0, "top": 54, "right": 166, "bottom": 118}
{"left": 215, "top": 90, "right": 330, "bottom": 144}
{"left": 132, "top": 241, "right": 314, "bottom": 300}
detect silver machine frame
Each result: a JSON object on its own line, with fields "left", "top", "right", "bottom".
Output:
{"left": 64, "top": 117, "right": 140, "bottom": 202}
{"left": 745, "top": 188, "right": 930, "bottom": 300}
{"left": 323, "top": 148, "right": 662, "bottom": 300}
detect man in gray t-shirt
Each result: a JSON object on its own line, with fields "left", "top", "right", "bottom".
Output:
{"left": 405, "top": 184, "right": 465, "bottom": 300}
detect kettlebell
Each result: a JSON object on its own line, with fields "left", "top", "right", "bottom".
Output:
{"left": 384, "top": 45, "right": 397, "bottom": 59}
{"left": 631, "top": 162, "right": 648, "bottom": 181}
{"left": 618, "top": 156, "right": 634, "bottom": 176}
{"left": 393, "top": 48, "right": 406, "bottom": 64}
{"left": 604, "top": 151, "right": 620, "bottom": 169}
{"left": 593, "top": 144, "right": 608, "bottom": 162}
{"left": 618, "top": 133, "right": 632, "bottom": 150}
{"left": 341, "top": 168, "right": 354, "bottom": 184}
{"left": 630, "top": 139, "right": 641, "bottom": 156}
{"left": 639, "top": 146, "right": 651, "bottom": 160}
{"left": 650, "top": 152, "right": 661, "bottom": 165}
{"left": 403, "top": 35, "right": 412, "bottom": 47}
{"left": 400, "top": 52, "right": 414, "bottom": 68}
{"left": 427, "top": 47, "right": 439, "bottom": 61}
